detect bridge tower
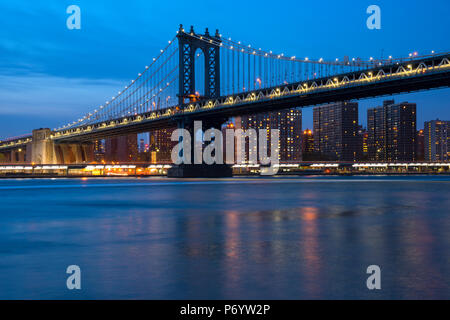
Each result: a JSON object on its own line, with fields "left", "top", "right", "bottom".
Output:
{"left": 177, "top": 24, "right": 221, "bottom": 105}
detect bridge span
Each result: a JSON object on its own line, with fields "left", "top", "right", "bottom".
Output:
{"left": 0, "top": 25, "right": 449, "bottom": 176}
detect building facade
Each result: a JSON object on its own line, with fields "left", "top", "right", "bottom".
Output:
{"left": 424, "top": 120, "right": 449, "bottom": 161}
{"left": 301, "top": 129, "right": 314, "bottom": 160}
{"left": 367, "top": 100, "right": 417, "bottom": 162}
{"left": 239, "top": 108, "right": 302, "bottom": 162}
{"left": 313, "top": 102, "right": 359, "bottom": 161}
{"left": 149, "top": 128, "right": 175, "bottom": 163}
{"left": 105, "top": 134, "right": 138, "bottom": 163}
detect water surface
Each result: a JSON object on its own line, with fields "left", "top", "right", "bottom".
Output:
{"left": 0, "top": 176, "right": 449, "bottom": 299}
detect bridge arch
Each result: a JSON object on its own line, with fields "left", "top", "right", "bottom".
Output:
{"left": 177, "top": 25, "right": 221, "bottom": 104}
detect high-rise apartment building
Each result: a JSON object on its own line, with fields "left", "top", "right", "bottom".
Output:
{"left": 105, "top": 134, "right": 138, "bottom": 163}
{"left": 240, "top": 108, "right": 302, "bottom": 162}
{"left": 149, "top": 128, "right": 176, "bottom": 163}
{"left": 367, "top": 100, "right": 417, "bottom": 162}
{"left": 424, "top": 120, "right": 449, "bottom": 161}
{"left": 313, "top": 102, "right": 359, "bottom": 161}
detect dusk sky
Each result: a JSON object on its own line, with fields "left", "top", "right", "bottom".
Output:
{"left": 1, "top": 0, "right": 449, "bottom": 139}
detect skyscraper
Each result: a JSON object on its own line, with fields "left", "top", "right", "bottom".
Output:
{"left": 239, "top": 108, "right": 302, "bottom": 162}
{"left": 424, "top": 120, "right": 449, "bottom": 161}
{"left": 385, "top": 102, "right": 417, "bottom": 161}
{"left": 367, "top": 100, "right": 417, "bottom": 162}
{"left": 313, "top": 102, "right": 359, "bottom": 161}
{"left": 105, "top": 134, "right": 138, "bottom": 163}
{"left": 93, "top": 139, "right": 105, "bottom": 163}
{"left": 149, "top": 128, "right": 176, "bottom": 163}
{"left": 417, "top": 129, "right": 424, "bottom": 161}
{"left": 301, "top": 129, "right": 314, "bottom": 160}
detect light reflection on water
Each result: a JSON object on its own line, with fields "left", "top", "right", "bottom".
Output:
{"left": 0, "top": 176, "right": 449, "bottom": 299}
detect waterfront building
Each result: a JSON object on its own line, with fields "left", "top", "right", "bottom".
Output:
{"left": 149, "top": 128, "right": 175, "bottom": 163}
{"left": 417, "top": 129, "right": 424, "bottom": 161}
{"left": 424, "top": 119, "right": 449, "bottom": 161}
{"left": 313, "top": 102, "right": 359, "bottom": 161}
{"left": 105, "top": 134, "right": 138, "bottom": 163}
{"left": 367, "top": 100, "right": 417, "bottom": 161}
{"left": 93, "top": 139, "right": 105, "bottom": 163}
{"left": 239, "top": 108, "right": 302, "bottom": 162}
{"left": 301, "top": 129, "right": 314, "bottom": 160}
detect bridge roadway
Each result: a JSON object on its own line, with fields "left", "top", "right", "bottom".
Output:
{"left": 1, "top": 53, "right": 450, "bottom": 149}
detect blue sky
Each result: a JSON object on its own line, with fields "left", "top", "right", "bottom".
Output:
{"left": 1, "top": 0, "right": 449, "bottom": 138}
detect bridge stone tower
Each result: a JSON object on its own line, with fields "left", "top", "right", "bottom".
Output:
{"left": 177, "top": 25, "right": 221, "bottom": 105}
{"left": 169, "top": 26, "right": 230, "bottom": 178}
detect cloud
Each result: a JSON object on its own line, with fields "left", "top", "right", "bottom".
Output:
{"left": 0, "top": 72, "right": 124, "bottom": 129}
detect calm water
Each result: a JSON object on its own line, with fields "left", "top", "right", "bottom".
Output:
{"left": 0, "top": 176, "right": 449, "bottom": 299}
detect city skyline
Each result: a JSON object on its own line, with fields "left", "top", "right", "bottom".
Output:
{"left": 1, "top": 0, "right": 450, "bottom": 138}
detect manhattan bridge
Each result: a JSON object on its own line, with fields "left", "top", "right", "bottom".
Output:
{"left": 0, "top": 25, "right": 449, "bottom": 176}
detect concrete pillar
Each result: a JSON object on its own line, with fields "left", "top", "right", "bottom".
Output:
{"left": 71, "top": 144, "right": 83, "bottom": 163}
{"left": 82, "top": 143, "right": 94, "bottom": 163}
{"left": 0, "top": 151, "right": 10, "bottom": 163}
{"left": 31, "top": 128, "right": 56, "bottom": 164}
{"left": 26, "top": 142, "right": 32, "bottom": 163}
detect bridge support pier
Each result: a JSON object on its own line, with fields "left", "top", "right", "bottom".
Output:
{"left": 0, "top": 151, "right": 11, "bottom": 163}
{"left": 167, "top": 118, "right": 232, "bottom": 178}
{"left": 10, "top": 148, "right": 26, "bottom": 163}
{"left": 55, "top": 143, "right": 94, "bottom": 164}
{"left": 30, "top": 129, "right": 94, "bottom": 164}
{"left": 31, "top": 128, "right": 56, "bottom": 164}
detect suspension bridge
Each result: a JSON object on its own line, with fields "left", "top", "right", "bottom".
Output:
{"left": 1, "top": 25, "right": 449, "bottom": 176}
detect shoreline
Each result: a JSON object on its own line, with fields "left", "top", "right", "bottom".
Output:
{"left": 1, "top": 172, "right": 450, "bottom": 179}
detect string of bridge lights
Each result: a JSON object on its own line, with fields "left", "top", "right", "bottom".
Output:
{"left": 55, "top": 35, "right": 178, "bottom": 131}
{"left": 189, "top": 30, "right": 439, "bottom": 68}
{"left": 55, "top": 27, "right": 442, "bottom": 132}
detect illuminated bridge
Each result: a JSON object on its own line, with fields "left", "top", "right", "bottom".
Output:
{"left": 0, "top": 25, "right": 449, "bottom": 176}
